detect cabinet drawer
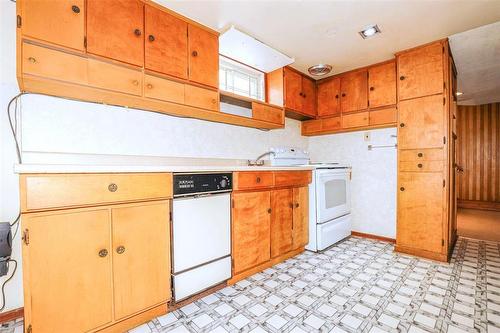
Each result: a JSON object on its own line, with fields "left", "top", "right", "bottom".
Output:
{"left": 302, "top": 119, "right": 322, "bottom": 134}
{"left": 185, "top": 84, "right": 219, "bottom": 111}
{"left": 144, "top": 74, "right": 185, "bottom": 104}
{"left": 399, "top": 148, "right": 444, "bottom": 161}
{"left": 88, "top": 59, "right": 143, "bottom": 96}
{"left": 22, "top": 42, "right": 88, "bottom": 85}
{"left": 21, "top": 173, "right": 173, "bottom": 212}
{"left": 369, "top": 107, "right": 397, "bottom": 126}
{"left": 322, "top": 116, "right": 341, "bottom": 131}
{"left": 399, "top": 161, "right": 444, "bottom": 172}
{"left": 233, "top": 172, "right": 274, "bottom": 190}
{"left": 274, "top": 171, "right": 312, "bottom": 187}
{"left": 342, "top": 112, "right": 369, "bottom": 128}
{"left": 252, "top": 103, "right": 284, "bottom": 124}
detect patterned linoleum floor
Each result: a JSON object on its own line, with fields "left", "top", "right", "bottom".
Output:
{"left": 1, "top": 236, "right": 499, "bottom": 333}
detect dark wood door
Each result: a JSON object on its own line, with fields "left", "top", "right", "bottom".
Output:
{"left": 340, "top": 70, "right": 368, "bottom": 113}
{"left": 270, "top": 189, "right": 293, "bottom": 258}
{"left": 317, "top": 78, "right": 340, "bottom": 117}
{"left": 284, "top": 68, "right": 302, "bottom": 112}
{"left": 302, "top": 76, "right": 316, "bottom": 117}
{"left": 369, "top": 62, "right": 396, "bottom": 108}
{"left": 87, "top": 0, "right": 144, "bottom": 66}
{"left": 145, "top": 5, "right": 188, "bottom": 79}
{"left": 188, "top": 25, "right": 218, "bottom": 88}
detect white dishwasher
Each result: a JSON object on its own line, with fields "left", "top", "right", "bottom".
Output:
{"left": 172, "top": 173, "right": 232, "bottom": 301}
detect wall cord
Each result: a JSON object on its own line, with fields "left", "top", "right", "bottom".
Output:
{"left": 0, "top": 260, "right": 17, "bottom": 312}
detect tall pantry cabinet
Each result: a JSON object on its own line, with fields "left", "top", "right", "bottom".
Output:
{"left": 395, "top": 39, "right": 457, "bottom": 261}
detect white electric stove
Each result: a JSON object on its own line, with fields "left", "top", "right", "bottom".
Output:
{"left": 270, "top": 147, "right": 352, "bottom": 252}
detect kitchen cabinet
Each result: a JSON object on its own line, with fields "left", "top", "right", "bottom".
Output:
{"left": 145, "top": 5, "right": 188, "bottom": 79}
{"left": 87, "top": 0, "right": 145, "bottom": 67}
{"left": 270, "top": 189, "right": 293, "bottom": 258}
{"left": 232, "top": 191, "right": 271, "bottom": 274}
{"left": 340, "top": 70, "right": 368, "bottom": 113}
{"left": 20, "top": 173, "right": 173, "bottom": 333}
{"left": 19, "top": 0, "right": 85, "bottom": 51}
{"left": 188, "top": 24, "right": 219, "bottom": 88}
{"left": 398, "top": 42, "right": 444, "bottom": 100}
{"left": 317, "top": 78, "right": 340, "bottom": 117}
{"left": 301, "top": 76, "right": 316, "bottom": 116}
{"left": 292, "top": 186, "right": 309, "bottom": 249}
{"left": 369, "top": 62, "right": 397, "bottom": 108}
{"left": 284, "top": 68, "right": 303, "bottom": 113}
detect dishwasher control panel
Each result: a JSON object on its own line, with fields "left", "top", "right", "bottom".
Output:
{"left": 173, "top": 173, "right": 232, "bottom": 196}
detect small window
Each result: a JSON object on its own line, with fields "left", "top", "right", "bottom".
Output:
{"left": 219, "top": 56, "right": 265, "bottom": 101}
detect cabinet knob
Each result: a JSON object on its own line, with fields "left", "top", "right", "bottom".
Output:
{"left": 71, "top": 5, "right": 80, "bottom": 14}
{"left": 418, "top": 152, "right": 423, "bottom": 157}
{"left": 134, "top": 29, "right": 142, "bottom": 36}
{"left": 400, "top": 75, "right": 405, "bottom": 81}
{"left": 370, "top": 87, "right": 375, "bottom": 91}
{"left": 303, "top": 94, "right": 306, "bottom": 98}
{"left": 98, "top": 249, "right": 108, "bottom": 257}
{"left": 267, "top": 208, "right": 272, "bottom": 214}
{"left": 132, "top": 80, "right": 139, "bottom": 86}
{"left": 148, "top": 35, "right": 155, "bottom": 42}
{"left": 256, "top": 177, "right": 261, "bottom": 183}
{"left": 147, "top": 83, "right": 153, "bottom": 89}
{"left": 192, "top": 50, "right": 198, "bottom": 57}
{"left": 295, "top": 203, "right": 300, "bottom": 208}
{"left": 116, "top": 246, "right": 125, "bottom": 254}
{"left": 108, "top": 183, "right": 118, "bottom": 192}
{"left": 417, "top": 163, "right": 423, "bottom": 168}
{"left": 335, "top": 94, "right": 339, "bottom": 99}
{"left": 400, "top": 187, "right": 405, "bottom": 192}
{"left": 299, "top": 92, "right": 303, "bottom": 97}
{"left": 28, "top": 57, "right": 36, "bottom": 64}
{"left": 289, "top": 203, "right": 294, "bottom": 209}
{"left": 341, "top": 93, "right": 346, "bottom": 97}
{"left": 399, "top": 123, "right": 405, "bottom": 128}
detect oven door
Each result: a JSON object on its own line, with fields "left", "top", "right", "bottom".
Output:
{"left": 315, "top": 168, "right": 351, "bottom": 224}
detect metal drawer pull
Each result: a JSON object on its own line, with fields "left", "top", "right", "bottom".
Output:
{"left": 400, "top": 123, "right": 405, "bottom": 127}
{"left": 116, "top": 246, "right": 125, "bottom": 254}
{"left": 108, "top": 183, "right": 118, "bottom": 192}
{"left": 134, "top": 29, "right": 141, "bottom": 36}
{"left": 98, "top": 249, "right": 108, "bottom": 257}
{"left": 418, "top": 152, "right": 423, "bottom": 157}
{"left": 148, "top": 35, "right": 155, "bottom": 42}
{"left": 400, "top": 187, "right": 405, "bottom": 191}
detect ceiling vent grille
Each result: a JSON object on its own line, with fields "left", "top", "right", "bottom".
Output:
{"left": 308, "top": 64, "right": 332, "bottom": 76}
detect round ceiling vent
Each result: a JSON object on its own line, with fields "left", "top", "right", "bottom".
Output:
{"left": 308, "top": 64, "right": 332, "bottom": 76}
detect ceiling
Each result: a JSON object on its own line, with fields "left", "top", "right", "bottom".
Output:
{"left": 157, "top": 0, "right": 500, "bottom": 80}
{"left": 449, "top": 21, "right": 500, "bottom": 105}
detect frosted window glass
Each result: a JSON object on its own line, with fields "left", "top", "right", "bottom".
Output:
{"left": 325, "top": 179, "right": 346, "bottom": 209}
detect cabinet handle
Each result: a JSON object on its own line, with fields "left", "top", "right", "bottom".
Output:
{"left": 98, "top": 249, "right": 108, "bottom": 258}
{"left": 192, "top": 50, "right": 198, "bottom": 57}
{"left": 116, "top": 246, "right": 125, "bottom": 254}
{"left": 108, "top": 183, "right": 118, "bottom": 192}
{"left": 341, "top": 93, "right": 346, "bottom": 97}
{"left": 417, "top": 163, "right": 423, "bottom": 168}
{"left": 28, "top": 57, "right": 36, "bottom": 64}
{"left": 134, "top": 29, "right": 142, "bottom": 36}
{"left": 295, "top": 203, "right": 299, "bottom": 208}
{"left": 335, "top": 94, "right": 339, "bottom": 99}
{"left": 148, "top": 35, "right": 155, "bottom": 42}
{"left": 147, "top": 83, "right": 153, "bottom": 89}
{"left": 399, "top": 123, "right": 405, "bottom": 128}
{"left": 71, "top": 5, "right": 80, "bottom": 14}
{"left": 132, "top": 80, "right": 139, "bottom": 86}
{"left": 400, "top": 187, "right": 405, "bottom": 191}
{"left": 299, "top": 92, "right": 303, "bottom": 97}
{"left": 400, "top": 75, "right": 405, "bottom": 81}
{"left": 370, "top": 87, "right": 375, "bottom": 91}
{"left": 256, "top": 177, "right": 261, "bottom": 183}
{"left": 267, "top": 208, "right": 272, "bottom": 214}
{"left": 418, "top": 152, "right": 423, "bottom": 157}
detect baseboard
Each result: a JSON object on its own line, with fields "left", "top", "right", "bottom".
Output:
{"left": 0, "top": 307, "right": 23, "bottom": 324}
{"left": 458, "top": 199, "right": 500, "bottom": 211}
{"left": 394, "top": 245, "right": 448, "bottom": 262}
{"left": 351, "top": 231, "right": 396, "bottom": 244}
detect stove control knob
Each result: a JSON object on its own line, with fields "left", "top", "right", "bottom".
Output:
{"left": 220, "top": 178, "right": 228, "bottom": 188}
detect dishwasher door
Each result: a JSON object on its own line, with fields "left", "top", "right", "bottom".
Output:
{"left": 172, "top": 193, "right": 231, "bottom": 273}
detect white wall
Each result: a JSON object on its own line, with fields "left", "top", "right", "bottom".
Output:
{"left": 308, "top": 128, "right": 398, "bottom": 239}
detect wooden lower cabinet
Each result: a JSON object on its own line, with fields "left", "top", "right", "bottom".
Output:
{"left": 270, "top": 189, "right": 293, "bottom": 258}
{"left": 292, "top": 186, "right": 309, "bottom": 249}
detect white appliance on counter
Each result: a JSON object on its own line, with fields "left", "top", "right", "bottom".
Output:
{"left": 171, "top": 173, "right": 232, "bottom": 301}
{"left": 270, "top": 147, "right": 352, "bottom": 252}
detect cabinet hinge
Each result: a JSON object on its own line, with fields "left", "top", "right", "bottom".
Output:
{"left": 169, "top": 210, "right": 172, "bottom": 222}
{"left": 443, "top": 179, "right": 446, "bottom": 187}
{"left": 84, "top": 36, "right": 87, "bottom": 48}
{"left": 443, "top": 97, "right": 446, "bottom": 105}
{"left": 26, "top": 324, "right": 32, "bottom": 333}
{"left": 22, "top": 229, "right": 29, "bottom": 245}
{"left": 443, "top": 82, "right": 446, "bottom": 90}
{"left": 443, "top": 136, "right": 446, "bottom": 144}
{"left": 367, "top": 100, "right": 370, "bottom": 107}
{"left": 442, "top": 239, "right": 445, "bottom": 246}
{"left": 16, "top": 15, "right": 22, "bottom": 28}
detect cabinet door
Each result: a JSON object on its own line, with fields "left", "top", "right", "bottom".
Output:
{"left": 317, "top": 78, "right": 340, "bottom": 117}
{"left": 23, "top": 209, "right": 112, "bottom": 333}
{"left": 188, "top": 25, "right": 218, "bottom": 88}
{"left": 398, "top": 42, "right": 444, "bottom": 100}
{"left": 399, "top": 94, "right": 445, "bottom": 149}
{"left": 369, "top": 62, "right": 396, "bottom": 108}
{"left": 302, "top": 76, "right": 316, "bottom": 117}
{"left": 340, "top": 71, "right": 368, "bottom": 113}
{"left": 270, "top": 189, "right": 293, "bottom": 258}
{"left": 397, "top": 172, "right": 444, "bottom": 254}
{"left": 292, "top": 186, "right": 309, "bottom": 249}
{"left": 232, "top": 191, "right": 271, "bottom": 274}
{"left": 112, "top": 202, "right": 171, "bottom": 320}
{"left": 21, "top": 0, "right": 85, "bottom": 51}
{"left": 284, "top": 68, "right": 303, "bottom": 112}
{"left": 87, "top": 0, "right": 144, "bottom": 66}
{"left": 145, "top": 5, "right": 188, "bottom": 79}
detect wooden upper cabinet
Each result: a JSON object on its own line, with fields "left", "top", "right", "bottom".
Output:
{"left": 270, "top": 189, "right": 293, "bottom": 258}
{"left": 292, "top": 186, "right": 309, "bottom": 249}
{"left": 369, "top": 62, "right": 396, "bottom": 108}
{"left": 20, "top": 0, "right": 85, "bottom": 51}
{"left": 399, "top": 94, "right": 445, "bottom": 149}
{"left": 188, "top": 25, "right": 218, "bottom": 88}
{"left": 301, "top": 77, "right": 316, "bottom": 117}
{"left": 87, "top": 0, "right": 144, "bottom": 67}
{"left": 317, "top": 78, "right": 340, "bottom": 117}
{"left": 284, "top": 68, "right": 303, "bottom": 112}
{"left": 340, "top": 70, "right": 368, "bottom": 113}
{"left": 398, "top": 42, "right": 444, "bottom": 100}
{"left": 145, "top": 5, "right": 188, "bottom": 79}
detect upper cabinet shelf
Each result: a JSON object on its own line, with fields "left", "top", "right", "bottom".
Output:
{"left": 16, "top": 0, "right": 284, "bottom": 130}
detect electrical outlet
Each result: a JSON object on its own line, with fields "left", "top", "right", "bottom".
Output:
{"left": 364, "top": 132, "right": 371, "bottom": 141}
